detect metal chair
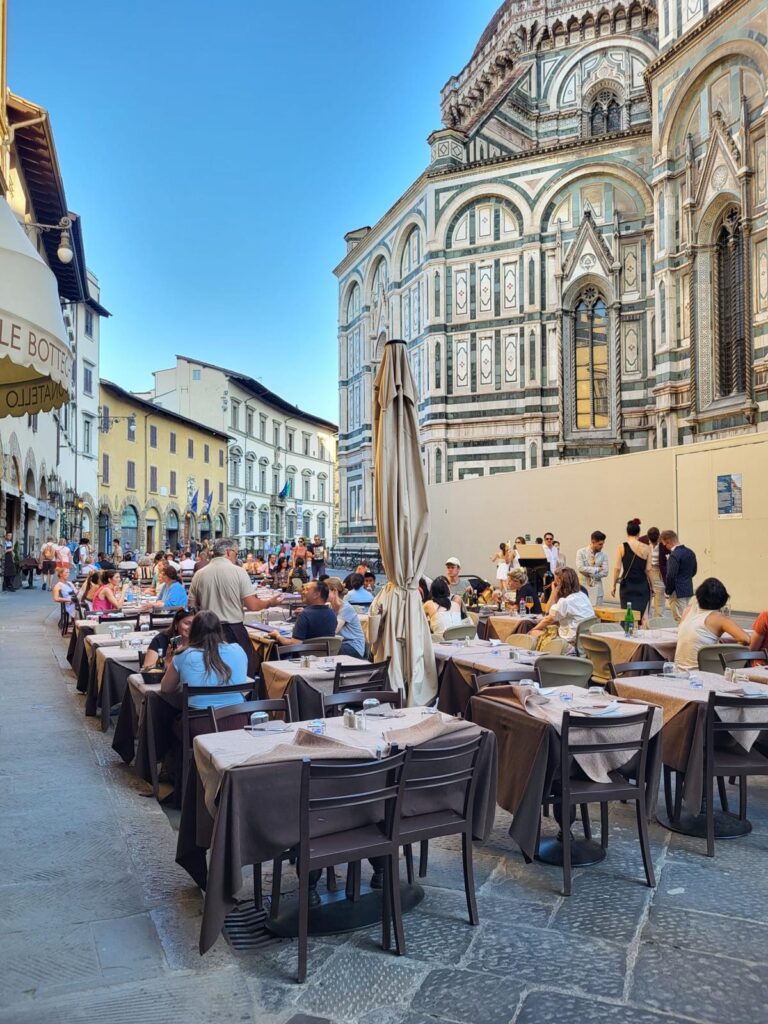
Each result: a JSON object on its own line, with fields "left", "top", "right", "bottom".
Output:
{"left": 535, "top": 656, "right": 593, "bottom": 689}
{"left": 612, "top": 660, "right": 666, "bottom": 677}
{"left": 149, "top": 613, "right": 174, "bottom": 629}
{"left": 704, "top": 692, "right": 768, "bottom": 856}
{"left": 538, "top": 636, "right": 569, "bottom": 656}
{"left": 574, "top": 616, "right": 600, "bottom": 655}
{"left": 322, "top": 689, "right": 402, "bottom": 717}
{"left": 399, "top": 733, "right": 488, "bottom": 925}
{"left": 332, "top": 659, "right": 390, "bottom": 693}
{"left": 271, "top": 750, "right": 411, "bottom": 981}
{"left": 312, "top": 635, "right": 343, "bottom": 656}
{"left": 178, "top": 681, "right": 255, "bottom": 804}
{"left": 587, "top": 622, "right": 623, "bottom": 635}
{"left": 647, "top": 616, "right": 677, "bottom": 629}
{"left": 442, "top": 624, "right": 477, "bottom": 642}
{"left": 208, "top": 697, "right": 291, "bottom": 732}
{"left": 291, "top": 576, "right": 305, "bottom": 592}
{"left": 275, "top": 641, "right": 331, "bottom": 660}
{"left": 546, "top": 707, "right": 656, "bottom": 895}
{"left": 579, "top": 635, "right": 614, "bottom": 686}
{"left": 471, "top": 670, "right": 527, "bottom": 693}
{"left": 719, "top": 649, "right": 768, "bottom": 670}
{"left": 506, "top": 633, "right": 537, "bottom": 650}
{"left": 697, "top": 644, "right": 746, "bottom": 676}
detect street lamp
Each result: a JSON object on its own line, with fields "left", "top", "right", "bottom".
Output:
{"left": 25, "top": 216, "right": 74, "bottom": 264}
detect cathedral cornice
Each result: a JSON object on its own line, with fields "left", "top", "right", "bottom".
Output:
{"left": 643, "top": 0, "right": 751, "bottom": 79}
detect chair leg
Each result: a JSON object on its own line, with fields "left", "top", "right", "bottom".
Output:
{"left": 716, "top": 776, "right": 729, "bottom": 813}
{"left": 635, "top": 799, "right": 656, "bottom": 888}
{"left": 739, "top": 776, "right": 747, "bottom": 820}
{"left": 461, "top": 829, "right": 479, "bottom": 926}
{"left": 345, "top": 860, "right": 361, "bottom": 901}
{"left": 404, "top": 844, "right": 414, "bottom": 885}
{"left": 663, "top": 765, "right": 673, "bottom": 820}
{"left": 270, "top": 857, "right": 283, "bottom": 919}
{"left": 381, "top": 859, "right": 392, "bottom": 951}
{"left": 388, "top": 853, "right": 405, "bottom": 955}
{"left": 705, "top": 771, "right": 715, "bottom": 858}
{"left": 600, "top": 802, "right": 609, "bottom": 850}
{"left": 580, "top": 804, "right": 592, "bottom": 841}
{"left": 562, "top": 809, "right": 572, "bottom": 896}
{"left": 254, "top": 863, "right": 263, "bottom": 912}
{"left": 325, "top": 867, "right": 337, "bottom": 892}
{"left": 672, "top": 770, "right": 684, "bottom": 822}
{"left": 297, "top": 858, "right": 309, "bottom": 983}
{"left": 418, "top": 840, "right": 429, "bottom": 878}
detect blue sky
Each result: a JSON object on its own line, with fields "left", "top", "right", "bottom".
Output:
{"left": 7, "top": 0, "right": 498, "bottom": 423}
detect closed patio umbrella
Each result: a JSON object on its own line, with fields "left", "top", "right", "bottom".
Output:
{"left": 0, "top": 196, "right": 73, "bottom": 417}
{"left": 369, "top": 339, "right": 437, "bottom": 706}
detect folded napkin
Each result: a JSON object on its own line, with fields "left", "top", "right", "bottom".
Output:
{"left": 383, "top": 714, "right": 471, "bottom": 747}
{"left": 363, "top": 707, "right": 406, "bottom": 719}
{"left": 508, "top": 684, "right": 550, "bottom": 712}
{"left": 488, "top": 639, "right": 502, "bottom": 647}
{"left": 729, "top": 684, "right": 766, "bottom": 698}
{"left": 239, "top": 727, "right": 376, "bottom": 767}
{"left": 571, "top": 699, "right": 621, "bottom": 717}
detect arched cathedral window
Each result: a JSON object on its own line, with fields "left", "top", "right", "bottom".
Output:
{"left": 574, "top": 288, "right": 609, "bottom": 429}
{"left": 589, "top": 90, "right": 622, "bottom": 137}
{"left": 715, "top": 207, "right": 747, "bottom": 397}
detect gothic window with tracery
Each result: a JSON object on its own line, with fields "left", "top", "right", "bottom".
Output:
{"left": 715, "top": 207, "right": 747, "bottom": 397}
{"left": 574, "top": 288, "right": 610, "bottom": 429}
{"left": 589, "top": 90, "right": 622, "bottom": 137}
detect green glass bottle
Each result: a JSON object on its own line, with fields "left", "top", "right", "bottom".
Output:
{"left": 624, "top": 602, "right": 634, "bottom": 636}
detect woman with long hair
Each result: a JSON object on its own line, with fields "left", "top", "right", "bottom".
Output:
{"left": 90, "top": 570, "right": 125, "bottom": 612}
{"left": 143, "top": 606, "right": 195, "bottom": 670}
{"left": 52, "top": 566, "right": 77, "bottom": 619}
{"left": 160, "top": 610, "right": 247, "bottom": 709}
{"left": 77, "top": 569, "right": 102, "bottom": 606}
{"left": 271, "top": 555, "right": 290, "bottom": 590}
{"left": 531, "top": 567, "right": 594, "bottom": 643}
{"left": 491, "top": 541, "right": 512, "bottom": 582}
{"left": 423, "top": 576, "right": 464, "bottom": 635}
{"left": 610, "top": 518, "right": 652, "bottom": 617}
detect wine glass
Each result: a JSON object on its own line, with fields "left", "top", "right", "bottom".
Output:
{"left": 525, "top": 597, "right": 534, "bottom": 614}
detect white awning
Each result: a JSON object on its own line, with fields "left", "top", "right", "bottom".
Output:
{"left": 0, "top": 197, "right": 73, "bottom": 417}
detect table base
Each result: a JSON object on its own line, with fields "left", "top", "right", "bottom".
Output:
{"left": 656, "top": 810, "right": 752, "bottom": 839}
{"left": 537, "top": 835, "right": 607, "bottom": 866}
{"left": 266, "top": 882, "right": 424, "bottom": 937}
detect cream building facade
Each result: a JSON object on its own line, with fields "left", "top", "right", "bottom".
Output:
{"left": 1, "top": 82, "right": 108, "bottom": 555}
{"left": 147, "top": 356, "right": 337, "bottom": 552}
{"left": 333, "top": 0, "right": 768, "bottom": 550}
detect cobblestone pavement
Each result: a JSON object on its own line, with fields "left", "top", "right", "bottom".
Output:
{"left": 2, "top": 587, "right": 767, "bottom": 1024}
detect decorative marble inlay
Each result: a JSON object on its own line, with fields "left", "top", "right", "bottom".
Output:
{"left": 504, "top": 334, "right": 518, "bottom": 384}
{"left": 479, "top": 265, "right": 493, "bottom": 313}
{"left": 712, "top": 165, "right": 728, "bottom": 189}
{"left": 503, "top": 263, "right": 517, "bottom": 309}
{"left": 455, "top": 338, "right": 469, "bottom": 387}
{"left": 454, "top": 268, "right": 468, "bottom": 316}
{"left": 479, "top": 335, "right": 493, "bottom": 386}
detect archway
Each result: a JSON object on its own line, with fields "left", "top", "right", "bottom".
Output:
{"left": 198, "top": 514, "right": 211, "bottom": 543}
{"left": 145, "top": 508, "right": 160, "bottom": 553}
{"left": 166, "top": 509, "right": 180, "bottom": 551}
{"left": 98, "top": 507, "right": 112, "bottom": 555}
{"left": 214, "top": 514, "right": 226, "bottom": 539}
{"left": 120, "top": 505, "right": 139, "bottom": 551}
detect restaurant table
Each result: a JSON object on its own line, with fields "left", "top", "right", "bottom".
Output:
{"left": 596, "top": 627, "right": 679, "bottom": 666}
{"left": 262, "top": 654, "right": 370, "bottom": 720}
{"left": 112, "top": 673, "right": 160, "bottom": 766}
{"left": 468, "top": 684, "right": 662, "bottom": 866}
{"left": 435, "top": 640, "right": 541, "bottom": 716}
{"left": 176, "top": 707, "right": 498, "bottom": 953}
{"left": 476, "top": 613, "right": 538, "bottom": 643}
{"left": 609, "top": 671, "right": 768, "bottom": 839}
{"left": 85, "top": 640, "right": 153, "bottom": 731}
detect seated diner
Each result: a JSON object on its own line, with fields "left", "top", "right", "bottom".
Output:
{"left": 530, "top": 567, "right": 594, "bottom": 645}
{"left": 142, "top": 607, "right": 195, "bottom": 670}
{"left": 674, "top": 577, "right": 750, "bottom": 672}
{"left": 160, "top": 610, "right": 247, "bottom": 709}
{"left": 423, "top": 577, "right": 464, "bottom": 635}
{"left": 269, "top": 580, "right": 337, "bottom": 647}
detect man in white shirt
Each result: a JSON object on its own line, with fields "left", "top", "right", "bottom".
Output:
{"left": 179, "top": 551, "right": 196, "bottom": 571}
{"left": 542, "top": 532, "right": 560, "bottom": 577}
{"left": 444, "top": 557, "right": 464, "bottom": 597}
{"left": 576, "top": 531, "right": 609, "bottom": 605}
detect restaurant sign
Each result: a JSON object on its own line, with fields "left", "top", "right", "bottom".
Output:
{"left": 716, "top": 473, "right": 743, "bottom": 519}
{"left": 0, "top": 311, "right": 72, "bottom": 417}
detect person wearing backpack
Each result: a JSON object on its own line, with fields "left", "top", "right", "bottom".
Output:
{"left": 41, "top": 537, "right": 57, "bottom": 591}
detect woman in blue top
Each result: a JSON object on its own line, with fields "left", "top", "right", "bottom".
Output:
{"left": 141, "top": 563, "right": 188, "bottom": 613}
{"left": 160, "top": 610, "right": 247, "bottom": 709}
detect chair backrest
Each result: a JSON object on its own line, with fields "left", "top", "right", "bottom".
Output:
{"left": 333, "top": 659, "right": 390, "bottom": 693}
{"left": 313, "top": 635, "right": 343, "bottom": 656}
{"left": 291, "top": 576, "right": 305, "bottom": 592}
{"left": 472, "top": 669, "right": 532, "bottom": 692}
{"left": 705, "top": 692, "right": 768, "bottom": 760}
{"left": 322, "top": 689, "right": 402, "bottom": 717}
{"left": 579, "top": 635, "right": 614, "bottom": 685}
{"left": 299, "top": 749, "right": 409, "bottom": 852}
{"left": 574, "top": 616, "right": 601, "bottom": 655}
{"left": 535, "top": 655, "right": 593, "bottom": 689}
{"left": 697, "top": 643, "right": 745, "bottom": 675}
{"left": 587, "top": 622, "right": 623, "bottom": 635}
{"left": 719, "top": 649, "right": 768, "bottom": 669}
{"left": 402, "top": 732, "right": 487, "bottom": 827}
{"left": 275, "top": 641, "right": 331, "bottom": 660}
{"left": 209, "top": 697, "right": 291, "bottom": 732}
{"left": 647, "top": 616, "right": 677, "bottom": 630}
{"left": 560, "top": 707, "right": 654, "bottom": 803}
{"left": 442, "top": 624, "right": 477, "bottom": 641}
{"left": 612, "top": 660, "right": 667, "bottom": 678}
{"left": 538, "top": 636, "right": 569, "bottom": 656}
{"left": 150, "top": 613, "right": 174, "bottom": 629}
{"left": 506, "top": 633, "right": 537, "bottom": 650}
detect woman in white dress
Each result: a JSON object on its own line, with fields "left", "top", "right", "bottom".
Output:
{"left": 531, "top": 568, "right": 595, "bottom": 645}
{"left": 491, "top": 541, "right": 512, "bottom": 582}
{"left": 423, "top": 577, "right": 464, "bottom": 635}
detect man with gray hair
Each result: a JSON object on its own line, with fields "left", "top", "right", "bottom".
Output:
{"left": 188, "top": 537, "right": 282, "bottom": 675}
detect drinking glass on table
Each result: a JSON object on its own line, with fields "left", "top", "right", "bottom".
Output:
{"left": 663, "top": 662, "right": 676, "bottom": 678}
{"left": 525, "top": 597, "right": 534, "bottom": 614}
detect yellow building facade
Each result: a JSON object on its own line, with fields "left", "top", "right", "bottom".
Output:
{"left": 98, "top": 380, "right": 229, "bottom": 554}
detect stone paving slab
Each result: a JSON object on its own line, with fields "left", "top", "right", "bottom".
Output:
{"left": 2, "top": 589, "right": 768, "bottom": 1024}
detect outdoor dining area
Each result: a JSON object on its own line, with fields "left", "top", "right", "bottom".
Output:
{"left": 48, "top": 341, "right": 768, "bottom": 996}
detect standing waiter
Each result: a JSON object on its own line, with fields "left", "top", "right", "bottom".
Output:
{"left": 188, "top": 537, "right": 282, "bottom": 677}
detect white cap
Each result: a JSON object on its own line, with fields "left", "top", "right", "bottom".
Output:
{"left": 445, "top": 556, "right": 461, "bottom": 567}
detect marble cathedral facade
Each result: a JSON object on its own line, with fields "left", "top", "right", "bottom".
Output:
{"left": 333, "top": 0, "right": 768, "bottom": 549}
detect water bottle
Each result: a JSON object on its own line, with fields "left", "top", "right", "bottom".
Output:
{"left": 519, "top": 599, "right": 526, "bottom": 616}
{"left": 623, "top": 603, "right": 634, "bottom": 637}
{"left": 124, "top": 582, "right": 133, "bottom": 603}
